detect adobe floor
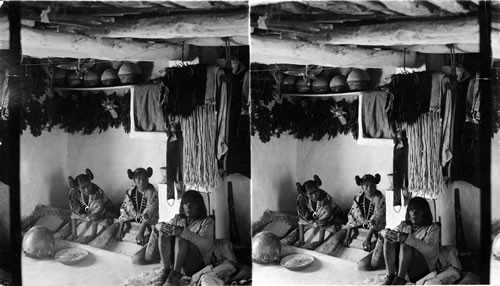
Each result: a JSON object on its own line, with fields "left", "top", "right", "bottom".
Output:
{"left": 253, "top": 245, "right": 386, "bottom": 286}
{"left": 22, "top": 239, "right": 158, "bottom": 286}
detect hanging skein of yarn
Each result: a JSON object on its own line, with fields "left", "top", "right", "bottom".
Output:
{"left": 180, "top": 104, "right": 219, "bottom": 189}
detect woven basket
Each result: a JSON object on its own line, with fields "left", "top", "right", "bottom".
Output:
{"left": 348, "top": 81, "right": 369, "bottom": 91}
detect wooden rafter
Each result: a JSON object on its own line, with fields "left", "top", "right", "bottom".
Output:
{"left": 20, "top": 27, "right": 188, "bottom": 62}
{"left": 96, "top": 11, "right": 248, "bottom": 39}
{"left": 251, "top": 35, "right": 422, "bottom": 68}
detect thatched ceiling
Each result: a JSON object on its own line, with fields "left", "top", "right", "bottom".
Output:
{"left": 251, "top": 0, "right": 500, "bottom": 66}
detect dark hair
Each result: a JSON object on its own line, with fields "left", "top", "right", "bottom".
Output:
{"left": 179, "top": 190, "right": 208, "bottom": 220}
{"left": 405, "top": 197, "right": 433, "bottom": 226}
{"left": 355, "top": 174, "right": 381, "bottom": 186}
{"left": 127, "top": 167, "right": 153, "bottom": 179}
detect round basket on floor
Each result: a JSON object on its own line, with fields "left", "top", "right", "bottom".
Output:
{"left": 55, "top": 248, "right": 89, "bottom": 265}
{"left": 280, "top": 253, "right": 315, "bottom": 271}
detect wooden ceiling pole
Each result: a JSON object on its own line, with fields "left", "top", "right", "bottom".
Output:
{"left": 269, "top": 16, "right": 480, "bottom": 46}
{"left": 96, "top": 11, "right": 248, "bottom": 39}
{"left": 21, "top": 27, "right": 188, "bottom": 61}
{"left": 251, "top": 35, "right": 421, "bottom": 68}
{"left": 178, "top": 36, "right": 248, "bottom": 46}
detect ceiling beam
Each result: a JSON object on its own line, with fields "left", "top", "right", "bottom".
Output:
{"left": 20, "top": 27, "right": 188, "bottom": 63}
{"left": 96, "top": 11, "right": 248, "bottom": 39}
{"left": 173, "top": 36, "right": 248, "bottom": 46}
{"left": 251, "top": 35, "right": 422, "bottom": 68}
{"left": 393, "top": 44, "right": 479, "bottom": 54}
{"left": 319, "top": 16, "right": 479, "bottom": 46}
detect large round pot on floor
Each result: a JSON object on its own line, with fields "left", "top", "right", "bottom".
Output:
{"left": 22, "top": 226, "right": 55, "bottom": 259}
{"left": 252, "top": 231, "right": 281, "bottom": 264}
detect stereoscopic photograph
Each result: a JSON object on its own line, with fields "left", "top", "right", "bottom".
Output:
{"left": 0, "top": 1, "right": 499, "bottom": 286}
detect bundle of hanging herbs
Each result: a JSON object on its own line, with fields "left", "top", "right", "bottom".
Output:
{"left": 18, "top": 64, "right": 131, "bottom": 136}
{"left": 251, "top": 69, "right": 359, "bottom": 142}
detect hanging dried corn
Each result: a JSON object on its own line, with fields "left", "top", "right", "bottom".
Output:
{"left": 181, "top": 104, "right": 219, "bottom": 189}
{"left": 403, "top": 111, "right": 443, "bottom": 199}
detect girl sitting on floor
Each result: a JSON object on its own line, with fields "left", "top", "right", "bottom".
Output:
{"left": 116, "top": 167, "right": 159, "bottom": 246}
{"left": 295, "top": 175, "right": 344, "bottom": 250}
{"left": 68, "top": 168, "right": 116, "bottom": 244}
{"left": 344, "top": 173, "right": 386, "bottom": 251}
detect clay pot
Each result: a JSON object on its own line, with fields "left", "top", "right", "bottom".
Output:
{"left": 329, "top": 75, "right": 349, "bottom": 93}
{"left": 296, "top": 77, "right": 312, "bottom": 94}
{"left": 252, "top": 231, "right": 281, "bottom": 264}
{"left": 311, "top": 75, "right": 330, "bottom": 93}
{"left": 67, "top": 71, "right": 82, "bottom": 87}
{"left": 22, "top": 226, "right": 55, "bottom": 259}
{"left": 83, "top": 69, "right": 101, "bottom": 87}
{"left": 347, "top": 69, "right": 371, "bottom": 91}
{"left": 118, "top": 62, "right": 142, "bottom": 84}
{"left": 101, "top": 68, "right": 120, "bottom": 86}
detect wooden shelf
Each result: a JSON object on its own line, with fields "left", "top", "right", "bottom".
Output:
{"left": 282, "top": 91, "right": 362, "bottom": 97}
{"left": 54, "top": 85, "right": 134, "bottom": 92}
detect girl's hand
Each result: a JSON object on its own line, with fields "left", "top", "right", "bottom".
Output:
{"left": 156, "top": 222, "right": 173, "bottom": 235}
{"left": 386, "top": 230, "right": 408, "bottom": 243}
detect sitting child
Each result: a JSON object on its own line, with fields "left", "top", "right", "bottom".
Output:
{"left": 116, "top": 167, "right": 159, "bottom": 247}
{"left": 344, "top": 174, "right": 386, "bottom": 249}
{"left": 343, "top": 173, "right": 386, "bottom": 270}
{"left": 295, "top": 175, "right": 344, "bottom": 249}
{"left": 68, "top": 168, "right": 116, "bottom": 243}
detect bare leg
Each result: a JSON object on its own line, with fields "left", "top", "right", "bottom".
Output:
{"left": 383, "top": 238, "right": 397, "bottom": 276}
{"left": 397, "top": 243, "right": 414, "bottom": 279}
{"left": 70, "top": 218, "right": 77, "bottom": 241}
{"left": 90, "top": 221, "right": 98, "bottom": 238}
{"left": 158, "top": 232, "right": 172, "bottom": 271}
{"left": 116, "top": 221, "right": 124, "bottom": 240}
{"left": 298, "top": 224, "right": 305, "bottom": 245}
{"left": 144, "top": 229, "right": 159, "bottom": 262}
{"left": 172, "top": 236, "right": 188, "bottom": 273}
{"left": 318, "top": 229, "right": 325, "bottom": 243}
